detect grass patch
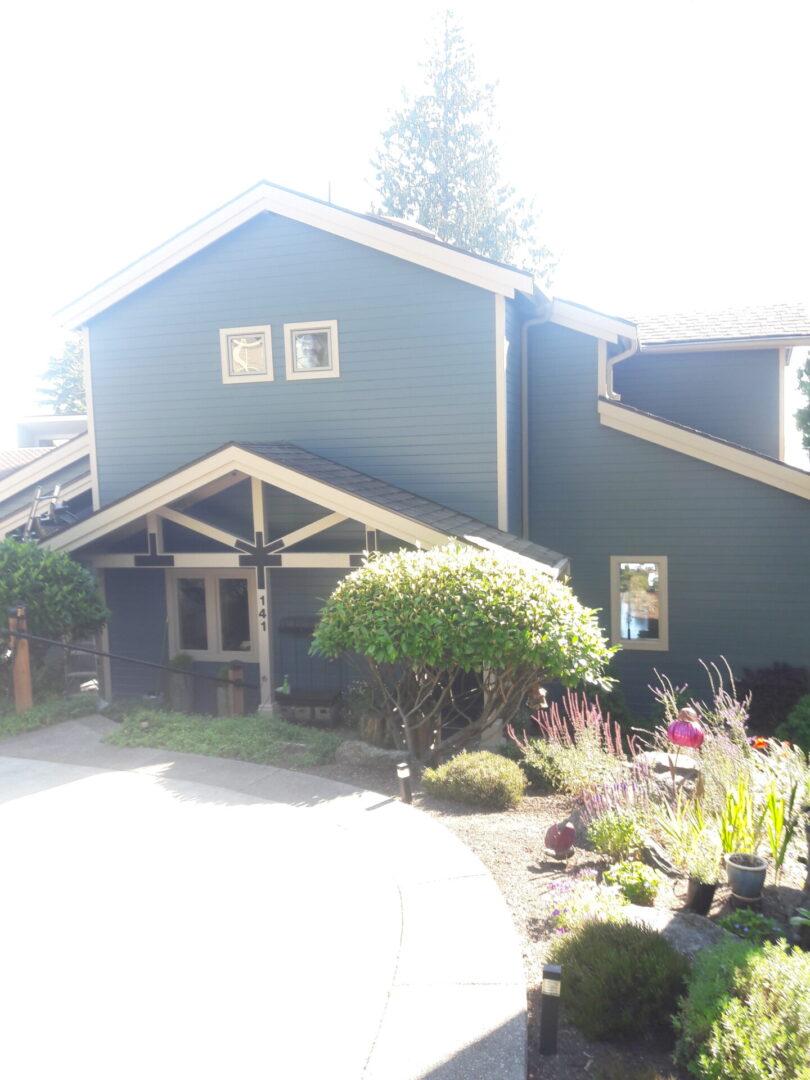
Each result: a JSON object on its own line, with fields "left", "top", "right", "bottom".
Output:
{"left": 103, "top": 707, "right": 342, "bottom": 769}
{"left": 0, "top": 695, "right": 100, "bottom": 739}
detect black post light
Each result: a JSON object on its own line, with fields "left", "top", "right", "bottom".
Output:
{"left": 396, "top": 760, "right": 412, "bottom": 804}
{"left": 539, "top": 963, "right": 562, "bottom": 1055}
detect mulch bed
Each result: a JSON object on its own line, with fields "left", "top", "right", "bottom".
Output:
{"left": 305, "top": 754, "right": 808, "bottom": 1080}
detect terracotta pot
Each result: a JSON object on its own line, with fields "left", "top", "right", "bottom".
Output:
{"left": 724, "top": 853, "right": 767, "bottom": 900}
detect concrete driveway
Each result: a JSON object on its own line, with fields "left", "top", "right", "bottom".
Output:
{"left": 0, "top": 716, "right": 526, "bottom": 1079}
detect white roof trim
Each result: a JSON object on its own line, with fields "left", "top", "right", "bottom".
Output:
{"left": 0, "top": 474, "right": 92, "bottom": 535}
{"left": 598, "top": 398, "right": 810, "bottom": 500}
{"left": 0, "top": 433, "right": 90, "bottom": 503}
{"left": 59, "top": 183, "right": 536, "bottom": 329}
{"left": 550, "top": 299, "right": 638, "bottom": 346}
{"left": 640, "top": 336, "right": 810, "bottom": 354}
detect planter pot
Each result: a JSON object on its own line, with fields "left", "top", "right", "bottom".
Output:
{"left": 685, "top": 878, "right": 718, "bottom": 916}
{"left": 724, "top": 853, "right": 767, "bottom": 901}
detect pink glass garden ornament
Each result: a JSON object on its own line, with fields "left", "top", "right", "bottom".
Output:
{"left": 667, "top": 707, "right": 705, "bottom": 749}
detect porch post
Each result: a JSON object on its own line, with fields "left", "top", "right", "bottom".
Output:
{"left": 251, "top": 478, "right": 275, "bottom": 713}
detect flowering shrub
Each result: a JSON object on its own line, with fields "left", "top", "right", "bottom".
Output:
{"left": 545, "top": 870, "right": 627, "bottom": 934}
{"left": 603, "top": 860, "right": 661, "bottom": 906}
{"left": 716, "top": 909, "right": 780, "bottom": 946}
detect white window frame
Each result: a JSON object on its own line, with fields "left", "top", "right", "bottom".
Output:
{"left": 219, "top": 325, "right": 274, "bottom": 384}
{"left": 166, "top": 569, "right": 258, "bottom": 662}
{"left": 284, "top": 320, "right": 340, "bottom": 381}
{"left": 610, "top": 556, "right": 669, "bottom": 651}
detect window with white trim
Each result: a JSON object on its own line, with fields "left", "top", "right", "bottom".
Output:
{"left": 284, "top": 320, "right": 340, "bottom": 380}
{"left": 167, "top": 570, "right": 257, "bottom": 661}
{"left": 219, "top": 325, "right": 273, "bottom": 384}
{"left": 610, "top": 556, "right": 669, "bottom": 651}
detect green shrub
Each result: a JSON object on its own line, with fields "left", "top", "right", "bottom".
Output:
{"left": 776, "top": 693, "right": 810, "bottom": 753}
{"left": 716, "top": 909, "right": 781, "bottom": 946}
{"left": 603, "top": 860, "right": 661, "bottom": 906}
{"left": 587, "top": 808, "right": 645, "bottom": 861}
{"left": 737, "top": 662, "right": 810, "bottom": 738}
{"left": 676, "top": 940, "right": 810, "bottom": 1079}
{"left": 422, "top": 750, "right": 526, "bottom": 809}
{"left": 547, "top": 872, "right": 628, "bottom": 933}
{"left": 548, "top": 920, "right": 689, "bottom": 1041}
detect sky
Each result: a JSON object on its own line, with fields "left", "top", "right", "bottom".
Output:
{"left": 1, "top": 1, "right": 808, "bottom": 457}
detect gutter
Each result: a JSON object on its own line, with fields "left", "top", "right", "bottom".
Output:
{"left": 605, "top": 333, "right": 640, "bottom": 401}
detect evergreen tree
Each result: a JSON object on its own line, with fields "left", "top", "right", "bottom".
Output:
{"left": 372, "top": 12, "right": 554, "bottom": 283}
{"left": 39, "top": 337, "right": 86, "bottom": 415}
{"left": 795, "top": 351, "right": 810, "bottom": 457}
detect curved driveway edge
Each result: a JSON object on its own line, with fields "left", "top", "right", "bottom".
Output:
{"left": 0, "top": 716, "right": 526, "bottom": 1080}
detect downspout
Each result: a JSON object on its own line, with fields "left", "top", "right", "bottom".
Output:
{"left": 520, "top": 297, "right": 553, "bottom": 539}
{"left": 604, "top": 334, "right": 640, "bottom": 401}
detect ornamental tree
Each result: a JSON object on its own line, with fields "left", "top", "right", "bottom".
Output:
{"left": 0, "top": 539, "right": 108, "bottom": 696}
{"left": 312, "top": 544, "right": 615, "bottom": 763}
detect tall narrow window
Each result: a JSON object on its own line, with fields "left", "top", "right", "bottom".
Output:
{"left": 177, "top": 578, "right": 208, "bottom": 650}
{"left": 610, "top": 557, "right": 669, "bottom": 651}
{"left": 219, "top": 577, "right": 251, "bottom": 652}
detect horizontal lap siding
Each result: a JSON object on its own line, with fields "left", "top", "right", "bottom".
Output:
{"left": 614, "top": 349, "right": 780, "bottom": 457}
{"left": 505, "top": 297, "right": 524, "bottom": 536}
{"left": 528, "top": 323, "right": 810, "bottom": 714}
{"left": 270, "top": 568, "right": 351, "bottom": 693}
{"left": 89, "top": 213, "right": 498, "bottom": 524}
{"left": 104, "top": 569, "right": 168, "bottom": 698}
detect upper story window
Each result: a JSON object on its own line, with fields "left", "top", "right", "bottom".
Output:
{"left": 284, "top": 320, "right": 340, "bottom": 380}
{"left": 219, "top": 325, "right": 274, "bottom": 384}
{"left": 610, "top": 556, "right": 669, "bottom": 651}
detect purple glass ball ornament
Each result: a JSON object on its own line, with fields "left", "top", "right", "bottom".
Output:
{"left": 667, "top": 707, "right": 705, "bottom": 749}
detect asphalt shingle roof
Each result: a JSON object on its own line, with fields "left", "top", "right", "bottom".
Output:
{"left": 633, "top": 303, "right": 810, "bottom": 347}
{"left": 238, "top": 441, "right": 568, "bottom": 572}
{"left": 0, "top": 447, "right": 52, "bottom": 481}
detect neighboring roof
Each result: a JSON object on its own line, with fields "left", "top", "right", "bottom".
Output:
{"left": 0, "top": 447, "right": 52, "bottom": 480}
{"left": 633, "top": 303, "right": 810, "bottom": 348}
{"left": 45, "top": 441, "right": 569, "bottom": 575}
{"left": 0, "top": 433, "right": 90, "bottom": 503}
{"left": 58, "top": 181, "right": 538, "bottom": 329}
{"left": 16, "top": 414, "right": 88, "bottom": 448}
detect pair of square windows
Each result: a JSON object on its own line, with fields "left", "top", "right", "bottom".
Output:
{"left": 220, "top": 321, "right": 339, "bottom": 384}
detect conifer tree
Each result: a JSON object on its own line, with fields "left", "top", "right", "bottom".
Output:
{"left": 39, "top": 337, "right": 86, "bottom": 415}
{"left": 372, "top": 12, "right": 554, "bottom": 283}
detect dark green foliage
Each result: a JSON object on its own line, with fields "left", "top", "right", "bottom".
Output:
{"left": 38, "top": 336, "right": 86, "bottom": 414}
{"left": 737, "top": 662, "right": 810, "bottom": 737}
{"left": 587, "top": 808, "right": 645, "bottom": 862}
{"left": 105, "top": 708, "right": 341, "bottom": 768}
{"left": 0, "top": 539, "right": 107, "bottom": 642}
{"left": 776, "top": 693, "right": 810, "bottom": 752}
{"left": 676, "top": 940, "right": 810, "bottom": 1079}
{"left": 548, "top": 920, "right": 689, "bottom": 1042}
{"left": 372, "top": 12, "right": 554, "bottom": 283}
{"left": 795, "top": 354, "right": 810, "bottom": 458}
{"left": 422, "top": 750, "right": 527, "bottom": 809}
{"left": 716, "top": 909, "right": 781, "bottom": 946}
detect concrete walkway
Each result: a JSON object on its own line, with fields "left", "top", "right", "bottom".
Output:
{"left": 0, "top": 716, "right": 526, "bottom": 1079}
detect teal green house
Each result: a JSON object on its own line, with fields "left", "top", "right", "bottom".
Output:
{"left": 8, "top": 182, "right": 810, "bottom": 714}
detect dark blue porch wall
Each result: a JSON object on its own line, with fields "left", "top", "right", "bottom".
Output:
{"left": 104, "top": 569, "right": 168, "bottom": 698}
{"left": 505, "top": 297, "right": 523, "bottom": 535}
{"left": 613, "top": 349, "right": 780, "bottom": 457}
{"left": 528, "top": 323, "right": 810, "bottom": 715}
{"left": 88, "top": 212, "right": 499, "bottom": 525}
{"left": 0, "top": 456, "right": 90, "bottom": 523}
{"left": 189, "top": 661, "right": 260, "bottom": 715}
{"left": 270, "top": 568, "right": 352, "bottom": 694}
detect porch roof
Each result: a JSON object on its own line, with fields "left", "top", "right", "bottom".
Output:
{"left": 45, "top": 441, "right": 569, "bottom": 576}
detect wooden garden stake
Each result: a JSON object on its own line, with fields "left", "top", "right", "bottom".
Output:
{"left": 9, "top": 605, "right": 33, "bottom": 713}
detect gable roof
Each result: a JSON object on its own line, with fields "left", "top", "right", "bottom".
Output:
{"left": 0, "top": 432, "right": 90, "bottom": 503}
{"left": 58, "top": 181, "right": 538, "bottom": 329}
{"left": 45, "top": 441, "right": 569, "bottom": 575}
{"left": 0, "top": 447, "right": 52, "bottom": 480}
{"left": 634, "top": 303, "right": 810, "bottom": 349}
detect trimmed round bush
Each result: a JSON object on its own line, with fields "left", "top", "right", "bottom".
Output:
{"left": 422, "top": 750, "right": 527, "bottom": 809}
{"left": 548, "top": 919, "right": 689, "bottom": 1041}
{"left": 676, "top": 939, "right": 810, "bottom": 1080}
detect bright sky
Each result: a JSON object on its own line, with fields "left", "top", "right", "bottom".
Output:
{"left": 2, "top": 1, "right": 808, "bottom": 456}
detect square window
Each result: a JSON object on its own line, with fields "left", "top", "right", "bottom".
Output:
{"left": 284, "top": 320, "right": 340, "bottom": 380}
{"left": 219, "top": 325, "right": 273, "bottom": 384}
{"left": 610, "top": 556, "right": 669, "bottom": 651}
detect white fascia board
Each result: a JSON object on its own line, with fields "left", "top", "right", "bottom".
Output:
{"left": 59, "top": 184, "right": 534, "bottom": 329}
{"left": 598, "top": 399, "right": 810, "bottom": 500}
{"left": 44, "top": 446, "right": 453, "bottom": 554}
{"left": 640, "top": 336, "right": 810, "bottom": 354}
{"left": 0, "top": 434, "right": 90, "bottom": 503}
{"left": 550, "top": 299, "right": 638, "bottom": 346}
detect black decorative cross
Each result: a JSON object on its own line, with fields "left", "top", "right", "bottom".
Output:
{"left": 235, "top": 532, "right": 282, "bottom": 588}
{"left": 134, "top": 532, "right": 175, "bottom": 567}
